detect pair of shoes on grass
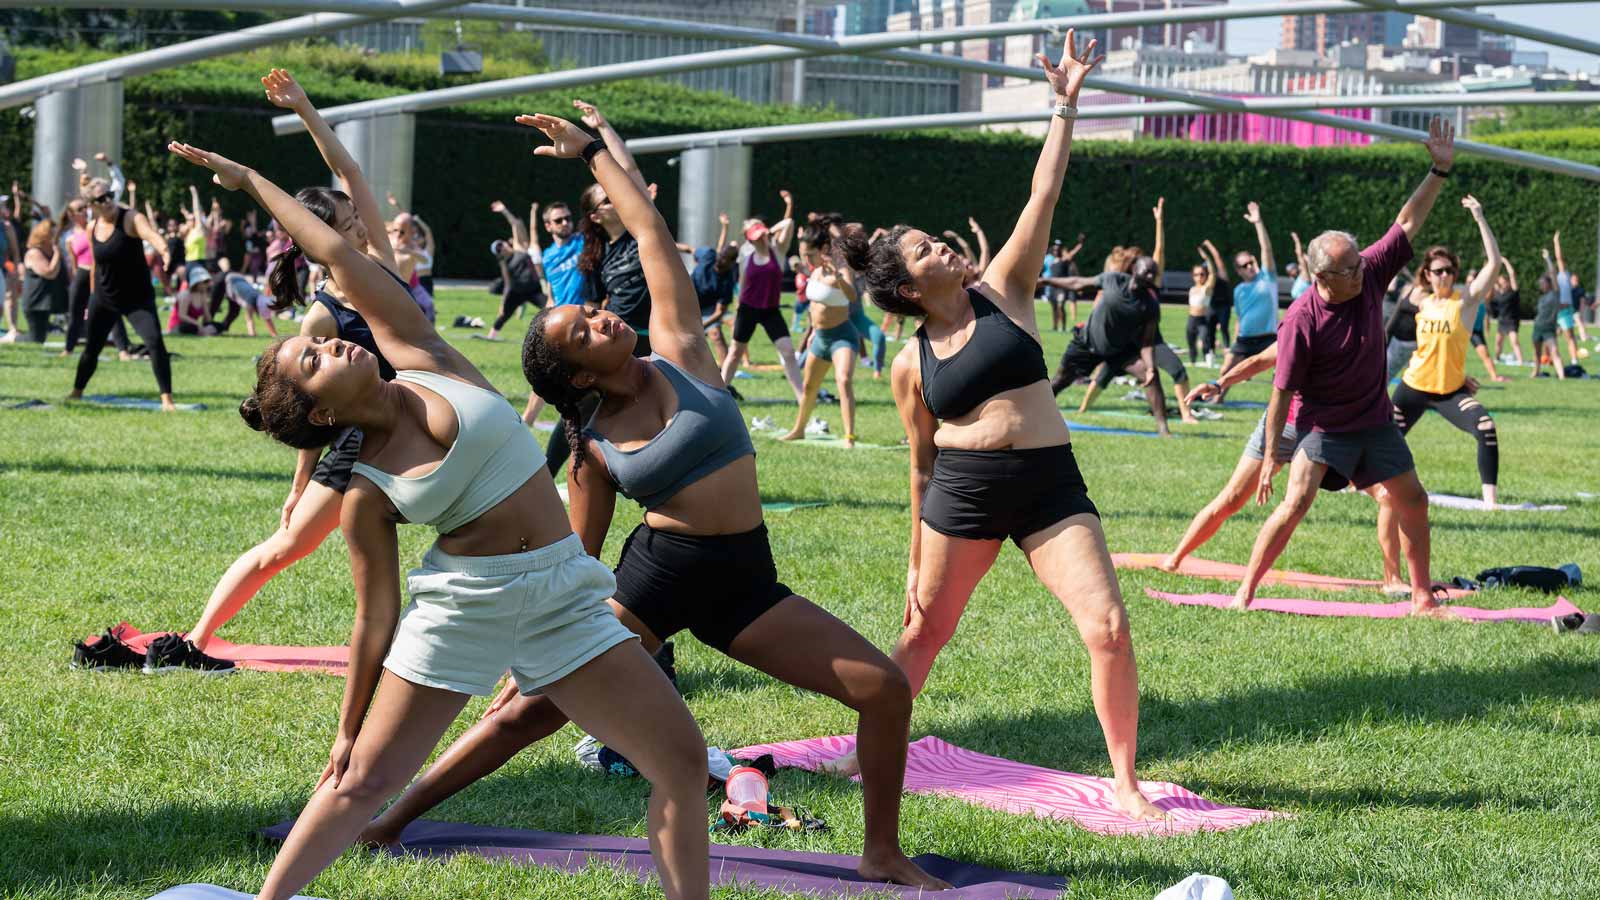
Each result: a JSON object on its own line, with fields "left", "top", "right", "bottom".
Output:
{"left": 71, "top": 628, "right": 236, "bottom": 675}
{"left": 1552, "top": 613, "right": 1600, "bottom": 635}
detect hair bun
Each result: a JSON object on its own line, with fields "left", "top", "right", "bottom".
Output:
{"left": 837, "top": 225, "right": 871, "bottom": 273}
{"left": 239, "top": 395, "right": 266, "bottom": 431}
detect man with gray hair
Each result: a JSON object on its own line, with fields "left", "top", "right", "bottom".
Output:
{"left": 1232, "top": 117, "right": 1459, "bottom": 617}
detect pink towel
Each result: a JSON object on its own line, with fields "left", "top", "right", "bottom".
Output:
{"left": 1144, "top": 589, "right": 1584, "bottom": 623}
{"left": 94, "top": 623, "right": 348, "bottom": 675}
{"left": 734, "top": 735, "right": 1281, "bottom": 836}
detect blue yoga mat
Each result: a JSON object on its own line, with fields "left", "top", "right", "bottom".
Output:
{"left": 1064, "top": 419, "right": 1174, "bottom": 438}
{"left": 83, "top": 395, "right": 206, "bottom": 411}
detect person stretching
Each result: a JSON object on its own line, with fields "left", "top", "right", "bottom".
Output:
{"left": 1552, "top": 231, "right": 1585, "bottom": 362}
{"left": 676, "top": 211, "right": 735, "bottom": 364}
{"left": 357, "top": 110, "right": 947, "bottom": 891}
{"left": 1185, "top": 241, "right": 1225, "bottom": 365}
{"left": 1216, "top": 201, "right": 1278, "bottom": 383}
{"left": 718, "top": 189, "right": 805, "bottom": 400}
{"left": 823, "top": 31, "right": 1162, "bottom": 823}
{"left": 780, "top": 222, "right": 861, "bottom": 446}
{"left": 1530, "top": 254, "right": 1568, "bottom": 380}
{"left": 1489, "top": 260, "right": 1524, "bottom": 365}
{"left": 1232, "top": 117, "right": 1458, "bottom": 616}
{"left": 1391, "top": 195, "right": 1503, "bottom": 507}
{"left": 170, "top": 133, "right": 712, "bottom": 900}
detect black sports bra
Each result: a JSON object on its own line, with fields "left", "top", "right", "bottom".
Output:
{"left": 916, "top": 289, "right": 1048, "bottom": 420}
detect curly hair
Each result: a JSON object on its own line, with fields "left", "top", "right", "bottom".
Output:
{"left": 239, "top": 340, "right": 342, "bottom": 450}
{"left": 521, "top": 309, "right": 596, "bottom": 472}
{"left": 836, "top": 224, "right": 919, "bottom": 316}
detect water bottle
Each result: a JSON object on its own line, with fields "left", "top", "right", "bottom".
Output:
{"left": 725, "top": 766, "right": 769, "bottom": 814}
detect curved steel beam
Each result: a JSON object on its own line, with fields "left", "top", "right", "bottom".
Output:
{"left": 1354, "top": 0, "right": 1600, "bottom": 59}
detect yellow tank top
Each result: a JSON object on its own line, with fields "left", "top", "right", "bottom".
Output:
{"left": 1402, "top": 290, "right": 1466, "bottom": 394}
{"left": 184, "top": 228, "right": 208, "bottom": 262}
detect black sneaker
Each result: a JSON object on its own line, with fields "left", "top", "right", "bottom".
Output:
{"left": 1552, "top": 613, "right": 1585, "bottom": 634}
{"left": 818, "top": 389, "right": 839, "bottom": 405}
{"left": 71, "top": 628, "right": 145, "bottom": 671}
{"left": 653, "top": 641, "right": 678, "bottom": 691}
{"left": 727, "top": 385, "right": 744, "bottom": 403}
{"left": 142, "top": 633, "right": 237, "bottom": 675}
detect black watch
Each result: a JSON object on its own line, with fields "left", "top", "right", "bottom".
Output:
{"left": 1429, "top": 165, "right": 1451, "bottom": 179}
{"left": 580, "top": 138, "right": 607, "bottom": 164}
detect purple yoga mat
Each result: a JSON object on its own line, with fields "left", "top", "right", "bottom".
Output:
{"left": 259, "top": 819, "right": 1066, "bottom": 898}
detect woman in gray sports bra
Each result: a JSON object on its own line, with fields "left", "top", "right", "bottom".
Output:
{"left": 350, "top": 110, "right": 950, "bottom": 893}
{"left": 169, "top": 140, "right": 711, "bottom": 900}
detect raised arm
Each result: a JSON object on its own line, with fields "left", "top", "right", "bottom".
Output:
{"left": 1244, "top": 202, "right": 1274, "bottom": 275}
{"left": 1151, "top": 197, "right": 1165, "bottom": 275}
{"left": 770, "top": 190, "right": 797, "bottom": 257}
{"left": 263, "top": 68, "right": 398, "bottom": 270}
{"left": 942, "top": 230, "right": 976, "bottom": 266}
{"left": 130, "top": 212, "right": 171, "bottom": 269}
{"left": 981, "top": 29, "right": 1103, "bottom": 308}
{"left": 169, "top": 142, "right": 468, "bottom": 380}
{"left": 572, "top": 99, "right": 648, "bottom": 195}
{"left": 492, "top": 200, "right": 530, "bottom": 251}
{"left": 416, "top": 217, "right": 434, "bottom": 255}
{"left": 189, "top": 185, "right": 207, "bottom": 228}
{"left": 526, "top": 203, "right": 539, "bottom": 252}
{"left": 97, "top": 153, "right": 126, "bottom": 204}
{"left": 1291, "top": 231, "right": 1309, "bottom": 277}
{"left": 1187, "top": 342, "right": 1277, "bottom": 404}
{"left": 1462, "top": 195, "right": 1500, "bottom": 303}
{"left": 715, "top": 211, "right": 730, "bottom": 253}
{"left": 1502, "top": 257, "right": 1517, "bottom": 292}
{"left": 1396, "top": 116, "right": 1454, "bottom": 244}
{"left": 1063, "top": 231, "right": 1084, "bottom": 262}
{"left": 1553, "top": 230, "right": 1567, "bottom": 276}
{"left": 517, "top": 113, "right": 712, "bottom": 379}
{"left": 125, "top": 180, "right": 137, "bottom": 214}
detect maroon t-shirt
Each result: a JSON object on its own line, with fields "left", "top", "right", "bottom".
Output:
{"left": 1275, "top": 223, "right": 1414, "bottom": 433}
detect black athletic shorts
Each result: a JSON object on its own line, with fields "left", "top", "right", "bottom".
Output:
{"left": 1229, "top": 332, "right": 1276, "bottom": 359}
{"left": 1296, "top": 423, "right": 1414, "bottom": 491}
{"left": 921, "top": 443, "right": 1099, "bottom": 545}
{"left": 612, "top": 522, "right": 791, "bottom": 652}
{"left": 1470, "top": 327, "right": 1486, "bottom": 348}
{"left": 732, "top": 304, "right": 790, "bottom": 344}
{"left": 310, "top": 426, "right": 364, "bottom": 493}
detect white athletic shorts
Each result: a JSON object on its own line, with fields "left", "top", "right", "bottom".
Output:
{"left": 384, "top": 533, "right": 637, "bottom": 696}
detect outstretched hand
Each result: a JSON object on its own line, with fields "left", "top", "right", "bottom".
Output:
{"left": 1424, "top": 116, "right": 1455, "bottom": 172}
{"left": 71, "top": 158, "right": 88, "bottom": 172}
{"left": 571, "top": 98, "right": 607, "bottom": 132}
{"left": 1461, "top": 193, "right": 1483, "bottom": 216}
{"left": 516, "top": 113, "right": 594, "bottom": 159}
{"left": 718, "top": 211, "right": 730, "bottom": 226}
{"left": 1152, "top": 196, "right": 1164, "bottom": 221}
{"left": 168, "top": 142, "right": 250, "bottom": 192}
{"left": 1035, "top": 28, "right": 1103, "bottom": 102}
{"left": 1185, "top": 381, "right": 1220, "bottom": 405}
{"left": 261, "top": 68, "right": 309, "bottom": 111}
{"left": 490, "top": 200, "right": 507, "bottom": 213}
{"left": 1244, "top": 201, "right": 1263, "bottom": 225}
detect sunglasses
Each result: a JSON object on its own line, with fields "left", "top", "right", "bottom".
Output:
{"left": 546, "top": 215, "right": 571, "bottom": 224}
{"left": 1428, "top": 267, "right": 1456, "bottom": 275}
{"left": 91, "top": 193, "right": 113, "bottom": 204}
{"left": 1236, "top": 260, "right": 1256, "bottom": 269}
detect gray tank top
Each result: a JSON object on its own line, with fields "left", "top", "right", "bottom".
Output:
{"left": 584, "top": 355, "right": 754, "bottom": 510}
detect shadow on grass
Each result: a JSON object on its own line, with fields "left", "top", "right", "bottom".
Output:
{"left": 6, "top": 458, "right": 284, "bottom": 484}
{"left": 932, "top": 656, "right": 1595, "bottom": 810}
{"left": 759, "top": 492, "right": 907, "bottom": 513}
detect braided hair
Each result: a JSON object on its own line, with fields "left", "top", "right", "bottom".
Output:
{"left": 521, "top": 308, "right": 596, "bottom": 472}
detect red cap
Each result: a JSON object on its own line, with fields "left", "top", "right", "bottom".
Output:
{"left": 745, "top": 222, "right": 769, "bottom": 242}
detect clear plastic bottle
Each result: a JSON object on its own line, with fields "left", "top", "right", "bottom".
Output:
{"left": 724, "top": 765, "right": 769, "bottom": 814}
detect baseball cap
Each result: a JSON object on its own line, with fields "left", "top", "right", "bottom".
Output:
{"left": 744, "top": 222, "right": 769, "bottom": 242}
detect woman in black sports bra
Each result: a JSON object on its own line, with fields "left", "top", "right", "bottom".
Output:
{"left": 836, "top": 31, "right": 1163, "bottom": 824}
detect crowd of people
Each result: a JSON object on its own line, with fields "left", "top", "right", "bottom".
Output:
{"left": 13, "top": 32, "right": 1596, "bottom": 900}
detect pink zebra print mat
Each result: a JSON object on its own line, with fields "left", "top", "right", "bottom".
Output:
{"left": 733, "top": 735, "right": 1282, "bottom": 835}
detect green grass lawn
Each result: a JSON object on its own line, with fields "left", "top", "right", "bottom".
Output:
{"left": 2, "top": 290, "right": 1597, "bottom": 899}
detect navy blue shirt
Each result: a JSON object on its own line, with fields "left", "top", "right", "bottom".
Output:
{"left": 690, "top": 247, "right": 737, "bottom": 314}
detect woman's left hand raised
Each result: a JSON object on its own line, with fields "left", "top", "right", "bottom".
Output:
{"left": 167, "top": 142, "right": 250, "bottom": 192}
{"left": 516, "top": 114, "right": 593, "bottom": 159}
{"left": 1035, "top": 28, "right": 1103, "bottom": 103}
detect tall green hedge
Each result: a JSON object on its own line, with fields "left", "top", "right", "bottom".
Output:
{"left": 5, "top": 46, "right": 1596, "bottom": 280}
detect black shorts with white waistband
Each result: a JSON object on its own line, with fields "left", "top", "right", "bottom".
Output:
{"left": 310, "top": 426, "right": 365, "bottom": 493}
{"left": 921, "top": 443, "right": 1099, "bottom": 546}
{"left": 612, "top": 522, "right": 792, "bottom": 652}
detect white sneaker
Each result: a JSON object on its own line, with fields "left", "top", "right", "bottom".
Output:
{"left": 1191, "top": 407, "right": 1223, "bottom": 421}
{"left": 751, "top": 415, "right": 774, "bottom": 432}
{"left": 804, "top": 417, "right": 830, "bottom": 435}
{"left": 0, "top": 330, "right": 18, "bottom": 344}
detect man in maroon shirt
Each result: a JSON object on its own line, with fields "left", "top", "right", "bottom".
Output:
{"left": 1232, "top": 117, "right": 1458, "bottom": 616}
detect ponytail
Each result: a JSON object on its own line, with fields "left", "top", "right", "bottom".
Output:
{"left": 268, "top": 186, "right": 351, "bottom": 312}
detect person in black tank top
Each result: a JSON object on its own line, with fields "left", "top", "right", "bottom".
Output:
{"left": 832, "top": 31, "right": 1166, "bottom": 824}
{"left": 146, "top": 67, "right": 419, "bottom": 674}
{"left": 65, "top": 180, "right": 177, "bottom": 410}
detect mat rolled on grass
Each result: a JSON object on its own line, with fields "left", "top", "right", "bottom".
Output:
{"left": 82, "top": 395, "right": 207, "bottom": 411}
{"left": 1428, "top": 493, "right": 1568, "bottom": 512}
{"left": 733, "top": 735, "right": 1281, "bottom": 836}
{"left": 256, "top": 819, "right": 1067, "bottom": 899}
{"left": 1144, "top": 589, "right": 1584, "bottom": 623}
{"left": 89, "top": 624, "right": 347, "bottom": 674}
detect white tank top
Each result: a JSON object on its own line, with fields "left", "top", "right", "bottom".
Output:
{"left": 805, "top": 276, "right": 849, "bottom": 308}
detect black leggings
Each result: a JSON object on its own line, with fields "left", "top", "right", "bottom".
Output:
{"left": 1391, "top": 381, "right": 1497, "bottom": 486}
{"left": 25, "top": 310, "right": 52, "bottom": 343}
{"left": 74, "top": 294, "right": 173, "bottom": 396}
{"left": 1210, "top": 304, "right": 1232, "bottom": 346}
{"left": 1185, "top": 314, "right": 1215, "bottom": 362}
{"left": 494, "top": 291, "right": 543, "bottom": 331}
{"left": 65, "top": 271, "right": 127, "bottom": 354}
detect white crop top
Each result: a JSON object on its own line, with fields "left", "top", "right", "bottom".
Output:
{"left": 805, "top": 276, "right": 850, "bottom": 308}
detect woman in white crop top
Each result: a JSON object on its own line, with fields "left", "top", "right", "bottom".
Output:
{"left": 779, "top": 220, "right": 863, "bottom": 446}
{"left": 170, "top": 141, "right": 712, "bottom": 900}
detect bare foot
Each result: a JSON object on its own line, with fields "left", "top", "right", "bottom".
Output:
{"left": 1114, "top": 785, "right": 1169, "bottom": 823}
{"left": 1157, "top": 554, "right": 1183, "bottom": 573}
{"left": 859, "top": 849, "right": 952, "bottom": 891}
{"left": 1157, "top": 429, "right": 1174, "bottom": 439}
{"left": 161, "top": 401, "right": 178, "bottom": 412}
{"left": 776, "top": 430, "right": 804, "bottom": 442}
{"left": 119, "top": 351, "right": 134, "bottom": 362}
{"left": 1411, "top": 601, "right": 1461, "bottom": 620}
{"left": 1381, "top": 581, "right": 1412, "bottom": 598}
{"left": 1181, "top": 413, "right": 1200, "bottom": 425}
{"left": 354, "top": 821, "right": 404, "bottom": 850}
{"left": 817, "top": 751, "right": 860, "bottom": 777}
{"left": 1226, "top": 592, "right": 1252, "bottom": 611}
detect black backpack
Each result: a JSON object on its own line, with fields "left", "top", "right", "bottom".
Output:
{"left": 1462, "top": 565, "right": 1581, "bottom": 593}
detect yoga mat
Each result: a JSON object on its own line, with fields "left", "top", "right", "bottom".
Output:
{"left": 257, "top": 818, "right": 1066, "bottom": 898}
{"left": 1145, "top": 588, "right": 1583, "bottom": 623}
{"left": 149, "top": 887, "right": 322, "bottom": 900}
{"left": 1428, "top": 492, "right": 1567, "bottom": 512}
{"left": 1063, "top": 420, "right": 1174, "bottom": 438}
{"left": 89, "top": 623, "right": 348, "bottom": 675}
{"left": 1113, "top": 554, "right": 1475, "bottom": 599}
{"left": 82, "top": 395, "right": 206, "bottom": 412}
{"left": 733, "top": 736, "right": 1280, "bottom": 836}
{"left": 5, "top": 399, "right": 52, "bottom": 410}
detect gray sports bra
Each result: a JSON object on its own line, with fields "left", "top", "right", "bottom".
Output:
{"left": 352, "top": 370, "right": 545, "bottom": 533}
{"left": 584, "top": 356, "right": 754, "bottom": 510}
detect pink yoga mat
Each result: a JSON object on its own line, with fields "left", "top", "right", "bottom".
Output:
{"left": 734, "top": 735, "right": 1281, "bottom": 836}
{"left": 1145, "top": 589, "right": 1584, "bottom": 623}
{"left": 95, "top": 623, "right": 348, "bottom": 675}
{"left": 1113, "top": 554, "right": 1476, "bottom": 600}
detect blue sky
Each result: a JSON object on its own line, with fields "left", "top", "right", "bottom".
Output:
{"left": 1225, "top": 1, "right": 1600, "bottom": 73}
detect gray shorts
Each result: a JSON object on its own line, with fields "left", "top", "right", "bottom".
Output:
{"left": 1295, "top": 424, "right": 1415, "bottom": 491}
{"left": 385, "top": 533, "right": 638, "bottom": 696}
{"left": 1244, "top": 413, "right": 1302, "bottom": 465}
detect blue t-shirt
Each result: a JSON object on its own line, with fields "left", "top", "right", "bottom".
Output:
{"left": 543, "top": 235, "right": 586, "bottom": 306}
{"left": 1472, "top": 299, "right": 1487, "bottom": 335}
{"left": 1234, "top": 269, "right": 1279, "bottom": 337}
{"left": 690, "top": 247, "right": 736, "bottom": 314}
{"left": 1291, "top": 275, "right": 1311, "bottom": 299}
